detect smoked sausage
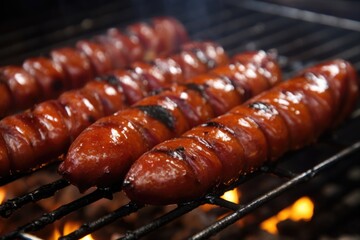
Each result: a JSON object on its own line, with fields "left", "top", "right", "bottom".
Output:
{"left": 0, "top": 42, "right": 225, "bottom": 177}
{"left": 123, "top": 60, "right": 358, "bottom": 205}
{"left": 59, "top": 50, "right": 281, "bottom": 191}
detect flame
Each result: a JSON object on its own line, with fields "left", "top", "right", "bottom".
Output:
{"left": 51, "top": 222, "right": 95, "bottom": 240}
{"left": 261, "top": 196, "right": 314, "bottom": 234}
{"left": 0, "top": 187, "right": 5, "bottom": 203}
{"left": 201, "top": 189, "right": 241, "bottom": 212}
{"left": 221, "top": 189, "right": 240, "bottom": 204}
{"left": 51, "top": 228, "right": 61, "bottom": 240}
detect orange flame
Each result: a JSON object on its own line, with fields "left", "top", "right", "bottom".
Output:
{"left": 201, "top": 189, "right": 240, "bottom": 212}
{"left": 0, "top": 187, "right": 5, "bottom": 204}
{"left": 221, "top": 189, "right": 240, "bottom": 204}
{"left": 51, "top": 222, "right": 95, "bottom": 240}
{"left": 261, "top": 196, "right": 314, "bottom": 234}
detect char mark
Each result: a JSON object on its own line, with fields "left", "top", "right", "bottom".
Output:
{"left": 136, "top": 105, "right": 175, "bottom": 131}
{"left": 96, "top": 75, "right": 119, "bottom": 86}
{"left": 185, "top": 83, "right": 208, "bottom": 100}
{"left": 203, "top": 121, "right": 236, "bottom": 137}
{"left": 152, "top": 146, "right": 186, "bottom": 160}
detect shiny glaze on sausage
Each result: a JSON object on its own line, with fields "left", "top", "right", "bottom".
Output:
{"left": 0, "top": 41, "right": 225, "bottom": 177}
{"left": 0, "top": 16, "right": 188, "bottom": 118}
{"left": 59, "top": 50, "right": 281, "bottom": 191}
{"left": 123, "top": 60, "right": 358, "bottom": 205}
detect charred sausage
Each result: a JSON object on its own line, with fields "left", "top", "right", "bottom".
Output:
{"left": 0, "top": 42, "right": 227, "bottom": 177}
{"left": 0, "top": 16, "right": 188, "bottom": 118}
{"left": 123, "top": 60, "right": 358, "bottom": 205}
{"left": 59, "top": 50, "right": 281, "bottom": 191}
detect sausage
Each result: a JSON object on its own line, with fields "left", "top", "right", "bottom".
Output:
{"left": 0, "top": 67, "right": 41, "bottom": 113}
{"left": 0, "top": 42, "right": 227, "bottom": 177}
{"left": 0, "top": 16, "right": 189, "bottom": 118}
{"left": 22, "top": 57, "right": 68, "bottom": 100}
{"left": 123, "top": 60, "right": 358, "bottom": 205}
{"left": 59, "top": 50, "right": 281, "bottom": 191}
{"left": 50, "top": 47, "right": 94, "bottom": 89}
{"left": 76, "top": 40, "right": 114, "bottom": 76}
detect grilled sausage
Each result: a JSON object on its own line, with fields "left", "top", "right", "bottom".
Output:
{"left": 59, "top": 50, "right": 281, "bottom": 191}
{"left": 22, "top": 57, "right": 68, "bottom": 100}
{"left": 0, "top": 42, "right": 227, "bottom": 177}
{"left": 123, "top": 60, "right": 358, "bottom": 205}
{"left": 0, "top": 67, "right": 41, "bottom": 114}
{"left": 0, "top": 16, "right": 188, "bottom": 118}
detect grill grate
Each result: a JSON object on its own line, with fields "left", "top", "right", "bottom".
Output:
{"left": 1, "top": 0, "right": 360, "bottom": 239}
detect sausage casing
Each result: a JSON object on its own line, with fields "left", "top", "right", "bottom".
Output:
{"left": 0, "top": 42, "right": 227, "bottom": 177}
{"left": 59, "top": 50, "right": 281, "bottom": 191}
{"left": 0, "top": 16, "right": 188, "bottom": 118}
{"left": 123, "top": 59, "right": 358, "bottom": 205}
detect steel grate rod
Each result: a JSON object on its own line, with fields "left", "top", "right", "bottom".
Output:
{"left": 183, "top": 9, "right": 235, "bottom": 35}
{"left": 218, "top": 17, "right": 296, "bottom": 50}
{"left": 277, "top": 28, "right": 345, "bottom": 56}
{"left": 0, "top": 188, "right": 114, "bottom": 240}
{"left": 59, "top": 201, "right": 144, "bottom": 240}
{"left": 0, "top": 178, "right": 70, "bottom": 218}
{"left": 227, "top": 0, "right": 360, "bottom": 32}
{"left": 205, "top": 196, "right": 243, "bottom": 211}
{"left": 191, "top": 12, "right": 271, "bottom": 39}
{"left": 119, "top": 202, "right": 203, "bottom": 240}
{"left": 58, "top": 171, "right": 257, "bottom": 240}
{"left": 0, "top": 1, "right": 132, "bottom": 47}
{"left": 261, "top": 165, "right": 298, "bottom": 179}
{"left": 248, "top": 22, "right": 317, "bottom": 48}
{"left": 189, "top": 141, "right": 360, "bottom": 240}
{"left": 0, "top": 161, "right": 61, "bottom": 187}
{"left": 290, "top": 31, "right": 360, "bottom": 60}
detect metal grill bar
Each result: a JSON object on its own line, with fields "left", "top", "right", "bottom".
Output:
{"left": 205, "top": 197, "right": 242, "bottom": 211}
{"left": 290, "top": 31, "right": 360, "bottom": 60}
{"left": 180, "top": 9, "right": 235, "bottom": 33}
{"left": 0, "top": 1, "right": 131, "bottom": 47}
{"left": 276, "top": 28, "right": 346, "bottom": 56}
{"left": 62, "top": 172, "right": 259, "bottom": 240}
{"left": 0, "top": 6, "right": 136, "bottom": 65}
{"left": 189, "top": 142, "right": 360, "bottom": 240}
{"left": 59, "top": 201, "right": 144, "bottom": 240}
{"left": 191, "top": 12, "right": 272, "bottom": 39}
{"left": 227, "top": 0, "right": 360, "bottom": 32}
{"left": 1, "top": 188, "right": 114, "bottom": 240}
{"left": 218, "top": 17, "right": 294, "bottom": 48}
{"left": 241, "top": 23, "right": 319, "bottom": 50}
{"left": 261, "top": 166, "right": 298, "bottom": 179}
{"left": 0, "top": 160, "right": 60, "bottom": 187}
{"left": 0, "top": 179, "right": 69, "bottom": 218}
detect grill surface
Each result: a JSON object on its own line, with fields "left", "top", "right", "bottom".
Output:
{"left": 0, "top": 0, "right": 360, "bottom": 239}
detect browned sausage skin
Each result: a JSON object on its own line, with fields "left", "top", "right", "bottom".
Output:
{"left": 0, "top": 16, "right": 188, "bottom": 118}
{"left": 59, "top": 50, "right": 281, "bottom": 191}
{"left": 0, "top": 67, "right": 41, "bottom": 113}
{"left": 123, "top": 60, "right": 358, "bottom": 205}
{"left": 0, "top": 42, "right": 227, "bottom": 177}
{"left": 23, "top": 57, "right": 68, "bottom": 100}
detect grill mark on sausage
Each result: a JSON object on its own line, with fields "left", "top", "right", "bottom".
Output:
{"left": 184, "top": 83, "right": 209, "bottom": 100}
{"left": 152, "top": 146, "right": 186, "bottom": 160}
{"left": 203, "top": 121, "right": 236, "bottom": 137}
{"left": 135, "top": 105, "right": 175, "bottom": 131}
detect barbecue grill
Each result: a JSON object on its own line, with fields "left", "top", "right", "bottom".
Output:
{"left": 0, "top": 0, "right": 359, "bottom": 239}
